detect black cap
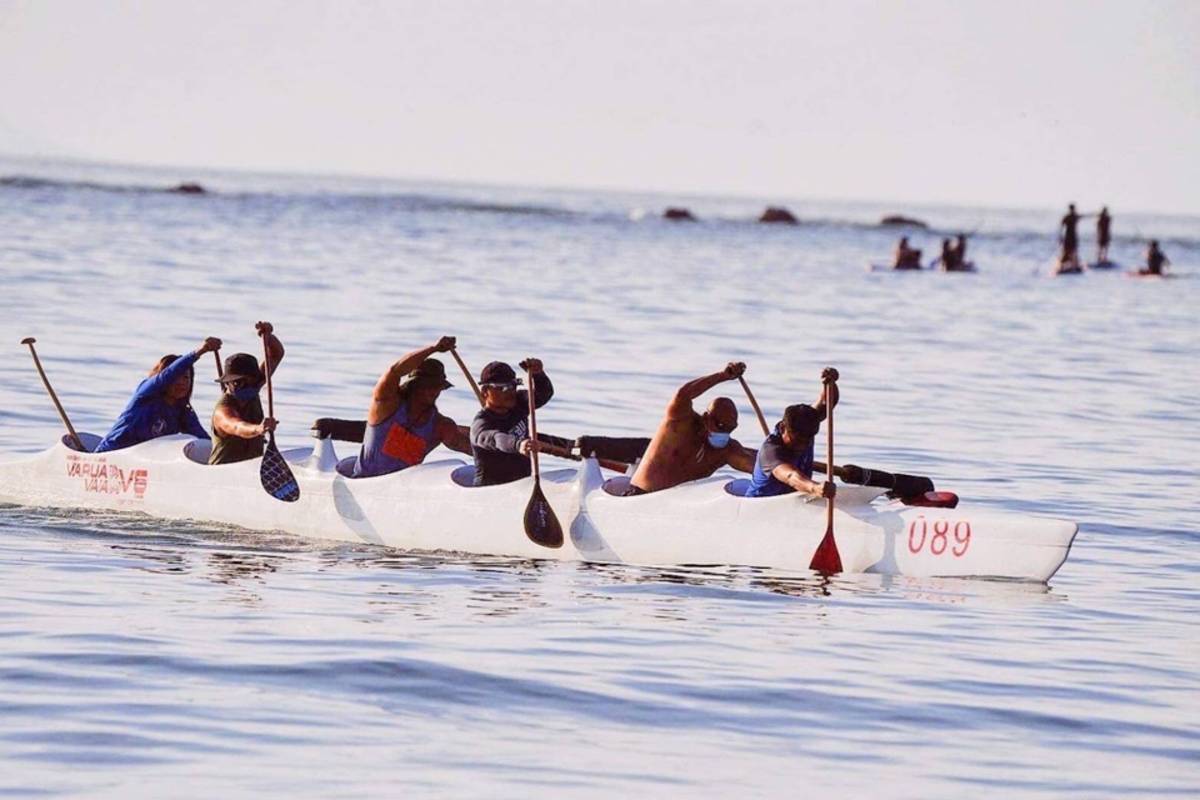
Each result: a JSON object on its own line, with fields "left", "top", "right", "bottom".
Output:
{"left": 479, "top": 361, "right": 521, "bottom": 386}
{"left": 216, "top": 353, "right": 262, "bottom": 384}
{"left": 401, "top": 358, "right": 453, "bottom": 391}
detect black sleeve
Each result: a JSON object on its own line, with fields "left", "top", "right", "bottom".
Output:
{"left": 531, "top": 371, "right": 554, "bottom": 409}
{"left": 472, "top": 411, "right": 523, "bottom": 454}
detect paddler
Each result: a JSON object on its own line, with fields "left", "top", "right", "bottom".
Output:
{"left": 744, "top": 368, "right": 840, "bottom": 498}
{"left": 1141, "top": 240, "right": 1170, "bottom": 276}
{"left": 1096, "top": 206, "right": 1112, "bottom": 262}
{"left": 948, "top": 233, "right": 969, "bottom": 271}
{"left": 1060, "top": 203, "right": 1082, "bottom": 262}
{"left": 893, "top": 237, "right": 922, "bottom": 270}
{"left": 209, "top": 322, "right": 285, "bottom": 465}
{"left": 351, "top": 336, "right": 472, "bottom": 478}
{"left": 937, "top": 238, "right": 955, "bottom": 271}
{"left": 93, "top": 336, "right": 223, "bottom": 452}
{"left": 623, "top": 362, "right": 757, "bottom": 496}
{"left": 471, "top": 358, "right": 569, "bottom": 486}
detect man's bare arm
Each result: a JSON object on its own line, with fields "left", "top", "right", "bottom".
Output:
{"left": 666, "top": 362, "right": 746, "bottom": 418}
{"left": 440, "top": 421, "right": 473, "bottom": 456}
{"left": 367, "top": 336, "right": 455, "bottom": 425}
{"left": 726, "top": 443, "right": 757, "bottom": 474}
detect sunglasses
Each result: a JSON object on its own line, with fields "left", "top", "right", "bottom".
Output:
{"left": 707, "top": 416, "right": 737, "bottom": 433}
{"left": 482, "top": 382, "right": 518, "bottom": 392}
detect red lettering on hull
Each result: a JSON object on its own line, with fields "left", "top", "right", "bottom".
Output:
{"left": 65, "top": 454, "right": 149, "bottom": 499}
{"left": 907, "top": 516, "right": 971, "bottom": 557}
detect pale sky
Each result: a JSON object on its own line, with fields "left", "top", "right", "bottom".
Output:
{"left": 1, "top": 0, "right": 1198, "bottom": 213}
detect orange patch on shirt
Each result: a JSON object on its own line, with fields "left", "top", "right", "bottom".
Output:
{"left": 381, "top": 424, "right": 430, "bottom": 465}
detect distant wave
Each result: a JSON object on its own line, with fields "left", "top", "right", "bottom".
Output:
{"left": 0, "top": 174, "right": 579, "bottom": 219}
{"left": 4, "top": 173, "right": 1196, "bottom": 246}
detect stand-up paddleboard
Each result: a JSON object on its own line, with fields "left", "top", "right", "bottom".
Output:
{"left": 1087, "top": 260, "right": 1120, "bottom": 271}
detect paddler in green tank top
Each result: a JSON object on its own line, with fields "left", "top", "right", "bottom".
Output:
{"left": 209, "top": 321, "right": 285, "bottom": 466}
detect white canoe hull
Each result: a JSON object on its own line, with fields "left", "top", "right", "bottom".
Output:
{"left": 0, "top": 434, "right": 1078, "bottom": 581}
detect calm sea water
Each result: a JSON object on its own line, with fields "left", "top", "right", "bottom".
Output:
{"left": 1, "top": 157, "right": 1197, "bottom": 798}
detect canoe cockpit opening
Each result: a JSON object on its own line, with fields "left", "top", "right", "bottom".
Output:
{"left": 336, "top": 457, "right": 356, "bottom": 478}
{"left": 64, "top": 433, "right": 102, "bottom": 453}
{"left": 602, "top": 476, "right": 631, "bottom": 496}
{"left": 451, "top": 465, "right": 476, "bottom": 487}
{"left": 724, "top": 478, "right": 752, "bottom": 497}
{"left": 184, "top": 440, "right": 212, "bottom": 464}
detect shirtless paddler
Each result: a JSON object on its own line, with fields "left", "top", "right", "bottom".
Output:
{"left": 624, "top": 362, "right": 757, "bottom": 495}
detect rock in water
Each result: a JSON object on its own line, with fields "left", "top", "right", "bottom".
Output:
{"left": 171, "top": 182, "right": 206, "bottom": 195}
{"left": 759, "top": 206, "right": 798, "bottom": 224}
{"left": 663, "top": 207, "right": 697, "bottom": 221}
{"left": 880, "top": 214, "right": 928, "bottom": 228}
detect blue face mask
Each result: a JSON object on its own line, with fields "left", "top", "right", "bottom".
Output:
{"left": 707, "top": 431, "right": 731, "bottom": 449}
{"left": 232, "top": 386, "right": 258, "bottom": 404}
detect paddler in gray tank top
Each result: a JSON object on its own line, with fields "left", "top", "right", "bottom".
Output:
{"left": 352, "top": 336, "right": 472, "bottom": 478}
{"left": 209, "top": 321, "right": 285, "bottom": 466}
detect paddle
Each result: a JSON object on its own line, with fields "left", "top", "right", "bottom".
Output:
{"left": 808, "top": 371, "right": 842, "bottom": 574}
{"left": 258, "top": 328, "right": 299, "bottom": 503}
{"left": 213, "top": 350, "right": 224, "bottom": 380}
{"left": 738, "top": 376, "right": 770, "bottom": 437}
{"left": 449, "top": 347, "right": 485, "bottom": 406}
{"left": 21, "top": 337, "right": 85, "bottom": 451}
{"left": 522, "top": 362, "right": 563, "bottom": 548}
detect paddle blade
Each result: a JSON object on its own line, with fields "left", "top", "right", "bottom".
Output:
{"left": 261, "top": 437, "right": 300, "bottom": 502}
{"left": 523, "top": 482, "right": 563, "bottom": 548}
{"left": 809, "top": 527, "right": 843, "bottom": 574}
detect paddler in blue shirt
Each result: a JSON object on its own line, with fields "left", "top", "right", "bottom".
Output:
{"left": 93, "top": 336, "right": 222, "bottom": 452}
{"left": 209, "top": 322, "right": 285, "bottom": 465}
{"left": 744, "top": 368, "right": 841, "bottom": 499}
{"left": 352, "top": 336, "right": 472, "bottom": 478}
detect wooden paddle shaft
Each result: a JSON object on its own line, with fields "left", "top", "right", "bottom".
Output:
{"left": 526, "top": 366, "right": 540, "bottom": 481}
{"left": 825, "top": 377, "right": 835, "bottom": 531}
{"left": 450, "top": 348, "right": 484, "bottom": 407}
{"left": 738, "top": 376, "right": 770, "bottom": 437}
{"left": 260, "top": 332, "right": 274, "bottom": 422}
{"left": 21, "top": 338, "right": 84, "bottom": 451}
{"left": 213, "top": 350, "right": 223, "bottom": 379}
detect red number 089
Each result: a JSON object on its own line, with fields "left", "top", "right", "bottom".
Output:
{"left": 907, "top": 517, "right": 971, "bottom": 557}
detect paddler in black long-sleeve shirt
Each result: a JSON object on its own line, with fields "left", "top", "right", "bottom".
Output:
{"left": 470, "top": 358, "right": 568, "bottom": 486}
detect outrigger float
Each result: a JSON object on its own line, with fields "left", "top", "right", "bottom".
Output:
{"left": 0, "top": 431, "right": 1078, "bottom": 582}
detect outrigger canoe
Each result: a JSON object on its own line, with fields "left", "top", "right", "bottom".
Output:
{"left": 0, "top": 432, "right": 1078, "bottom": 582}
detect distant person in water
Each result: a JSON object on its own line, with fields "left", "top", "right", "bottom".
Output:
{"left": 744, "top": 368, "right": 840, "bottom": 498}
{"left": 209, "top": 322, "right": 285, "bottom": 465}
{"left": 949, "top": 233, "right": 969, "bottom": 270}
{"left": 94, "top": 336, "right": 222, "bottom": 452}
{"left": 893, "top": 237, "right": 922, "bottom": 270}
{"left": 1096, "top": 206, "right": 1112, "bottom": 262}
{"left": 1060, "top": 203, "right": 1082, "bottom": 261}
{"left": 1141, "top": 240, "right": 1170, "bottom": 276}
{"left": 352, "top": 336, "right": 472, "bottom": 478}
{"left": 937, "top": 238, "right": 955, "bottom": 271}
{"left": 625, "top": 362, "right": 757, "bottom": 496}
